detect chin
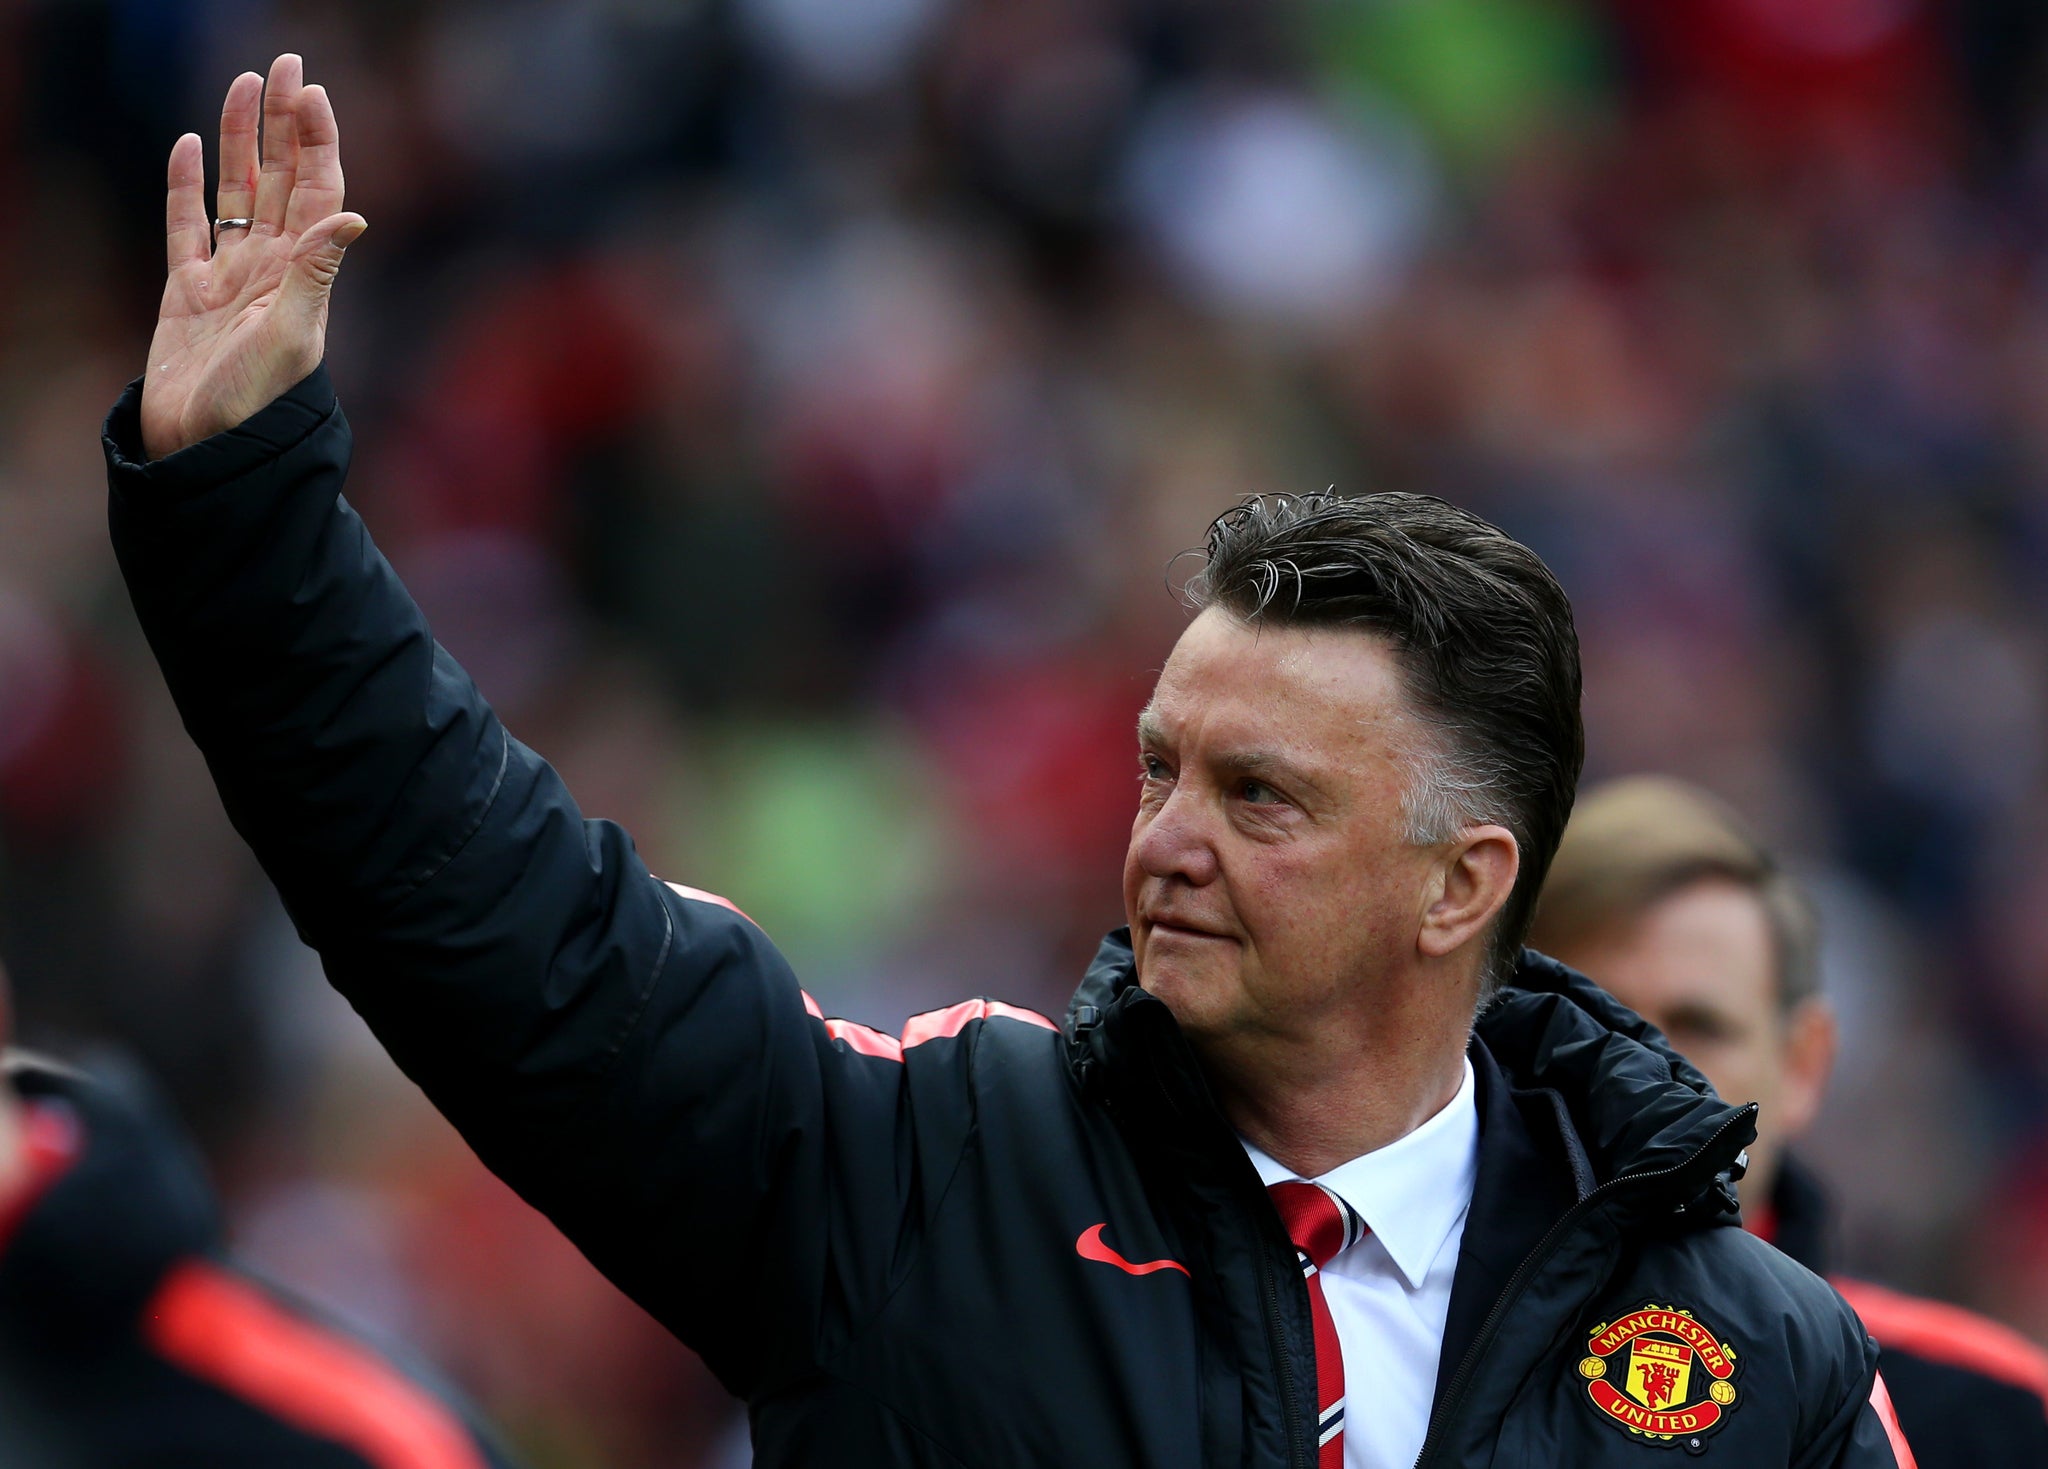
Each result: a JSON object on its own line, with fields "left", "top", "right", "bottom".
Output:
{"left": 1135, "top": 951, "right": 1232, "bottom": 1035}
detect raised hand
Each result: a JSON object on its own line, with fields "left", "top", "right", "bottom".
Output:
{"left": 139, "top": 54, "right": 366, "bottom": 460}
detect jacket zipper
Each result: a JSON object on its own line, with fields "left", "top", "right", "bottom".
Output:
{"left": 1257, "top": 1229, "right": 1313, "bottom": 1469}
{"left": 1096, "top": 1000, "right": 1314, "bottom": 1469}
{"left": 1409, "top": 1103, "right": 1758, "bottom": 1469}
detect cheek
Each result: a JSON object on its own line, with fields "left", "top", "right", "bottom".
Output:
{"left": 1121, "top": 810, "right": 1154, "bottom": 897}
{"left": 1692, "top": 1043, "right": 1776, "bottom": 1110}
{"left": 1120, "top": 838, "right": 1143, "bottom": 922}
{"left": 1733, "top": 1048, "right": 1784, "bottom": 1111}
{"left": 1231, "top": 845, "right": 1403, "bottom": 962}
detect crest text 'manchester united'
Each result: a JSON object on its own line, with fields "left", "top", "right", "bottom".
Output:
{"left": 1578, "top": 1305, "right": 1742, "bottom": 1446}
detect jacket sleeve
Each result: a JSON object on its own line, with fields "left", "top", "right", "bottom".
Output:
{"left": 1802, "top": 1373, "right": 1920, "bottom": 1469}
{"left": 104, "top": 370, "right": 959, "bottom": 1396}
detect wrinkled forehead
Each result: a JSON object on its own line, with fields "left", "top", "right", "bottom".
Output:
{"left": 1142, "top": 609, "right": 1419, "bottom": 761}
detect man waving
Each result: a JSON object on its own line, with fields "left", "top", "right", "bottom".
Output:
{"left": 105, "top": 55, "right": 1915, "bottom": 1468}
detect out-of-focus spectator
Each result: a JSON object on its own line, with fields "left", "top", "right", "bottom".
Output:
{"left": 1531, "top": 777, "right": 2048, "bottom": 1467}
{"left": 0, "top": 987, "right": 527, "bottom": 1466}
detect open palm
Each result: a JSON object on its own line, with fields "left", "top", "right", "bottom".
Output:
{"left": 141, "top": 54, "right": 365, "bottom": 461}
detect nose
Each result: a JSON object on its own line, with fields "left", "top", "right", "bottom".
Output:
{"left": 1131, "top": 782, "right": 1221, "bottom": 888}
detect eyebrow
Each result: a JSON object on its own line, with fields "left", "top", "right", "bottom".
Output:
{"left": 1136, "top": 708, "right": 1325, "bottom": 791}
{"left": 1659, "top": 1001, "right": 1746, "bottom": 1040}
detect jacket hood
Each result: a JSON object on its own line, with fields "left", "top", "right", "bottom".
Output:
{"left": 1065, "top": 927, "right": 1138, "bottom": 1026}
{"left": 1066, "top": 931, "right": 1754, "bottom": 1200}
{"left": 1478, "top": 949, "right": 1752, "bottom": 1198}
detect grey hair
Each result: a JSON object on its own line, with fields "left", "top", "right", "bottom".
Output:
{"left": 1398, "top": 723, "right": 1523, "bottom": 991}
{"left": 1401, "top": 730, "right": 1511, "bottom": 848}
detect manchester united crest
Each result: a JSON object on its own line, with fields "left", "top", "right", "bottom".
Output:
{"left": 1578, "top": 1304, "right": 1742, "bottom": 1446}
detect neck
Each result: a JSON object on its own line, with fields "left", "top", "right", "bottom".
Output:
{"left": 1198, "top": 970, "right": 1476, "bottom": 1179}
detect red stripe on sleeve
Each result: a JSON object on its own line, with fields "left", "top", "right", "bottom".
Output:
{"left": 664, "top": 881, "right": 906, "bottom": 1059}
{"left": 981, "top": 1001, "right": 1059, "bottom": 1033}
{"left": 662, "top": 881, "right": 755, "bottom": 923}
{"left": 822, "top": 1019, "right": 905, "bottom": 1060}
{"left": 900, "top": 999, "right": 988, "bottom": 1049}
{"left": 900, "top": 999, "right": 1058, "bottom": 1048}
{"left": 805, "top": 998, "right": 1060, "bottom": 1063}
{"left": 1870, "top": 1371, "right": 1919, "bottom": 1469}
{"left": 144, "top": 1261, "right": 489, "bottom": 1469}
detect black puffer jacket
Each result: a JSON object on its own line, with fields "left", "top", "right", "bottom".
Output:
{"left": 104, "top": 369, "right": 1912, "bottom": 1467}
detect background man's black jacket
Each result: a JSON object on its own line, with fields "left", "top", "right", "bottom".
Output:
{"left": 104, "top": 369, "right": 1914, "bottom": 1467}
{"left": 1764, "top": 1156, "right": 2048, "bottom": 1469}
{"left": 0, "top": 1055, "right": 519, "bottom": 1469}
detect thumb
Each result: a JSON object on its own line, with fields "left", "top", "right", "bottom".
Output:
{"left": 279, "top": 212, "right": 367, "bottom": 320}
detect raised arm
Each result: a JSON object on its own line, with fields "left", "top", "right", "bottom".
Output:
{"left": 107, "top": 58, "right": 958, "bottom": 1397}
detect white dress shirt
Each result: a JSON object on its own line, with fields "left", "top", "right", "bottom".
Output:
{"left": 1241, "top": 1057, "right": 1479, "bottom": 1469}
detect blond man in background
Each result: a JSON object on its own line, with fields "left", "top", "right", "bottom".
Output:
{"left": 1532, "top": 777, "right": 2048, "bottom": 1469}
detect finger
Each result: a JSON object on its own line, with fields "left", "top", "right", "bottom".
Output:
{"left": 215, "top": 71, "right": 263, "bottom": 231}
{"left": 277, "top": 211, "right": 367, "bottom": 324}
{"left": 165, "top": 132, "right": 211, "bottom": 270}
{"left": 252, "top": 53, "right": 303, "bottom": 234}
{"left": 284, "top": 85, "right": 345, "bottom": 236}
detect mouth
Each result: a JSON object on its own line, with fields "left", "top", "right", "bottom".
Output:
{"left": 1144, "top": 915, "right": 1235, "bottom": 944}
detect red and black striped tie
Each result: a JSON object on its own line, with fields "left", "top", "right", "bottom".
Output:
{"left": 1268, "top": 1181, "right": 1364, "bottom": 1468}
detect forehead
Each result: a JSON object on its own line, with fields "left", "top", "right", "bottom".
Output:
{"left": 1144, "top": 608, "right": 1415, "bottom": 752}
{"left": 1583, "top": 881, "right": 1780, "bottom": 1019}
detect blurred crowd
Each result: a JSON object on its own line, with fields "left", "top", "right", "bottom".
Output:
{"left": 7, "top": 0, "right": 2048, "bottom": 1463}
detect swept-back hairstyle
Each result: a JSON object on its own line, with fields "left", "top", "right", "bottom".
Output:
{"left": 1186, "top": 491, "right": 1585, "bottom": 989}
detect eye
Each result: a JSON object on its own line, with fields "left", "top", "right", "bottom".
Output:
{"left": 1664, "top": 1009, "right": 1740, "bottom": 1046}
{"left": 1239, "top": 779, "right": 1280, "bottom": 805}
{"left": 1140, "top": 752, "right": 1172, "bottom": 781}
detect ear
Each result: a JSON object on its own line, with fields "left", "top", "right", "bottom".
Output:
{"left": 1773, "top": 997, "right": 1836, "bottom": 1140}
{"left": 1418, "top": 825, "right": 1520, "bottom": 961}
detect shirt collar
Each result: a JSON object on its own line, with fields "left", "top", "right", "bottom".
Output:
{"left": 1241, "top": 1055, "right": 1479, "bottom": 1291}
